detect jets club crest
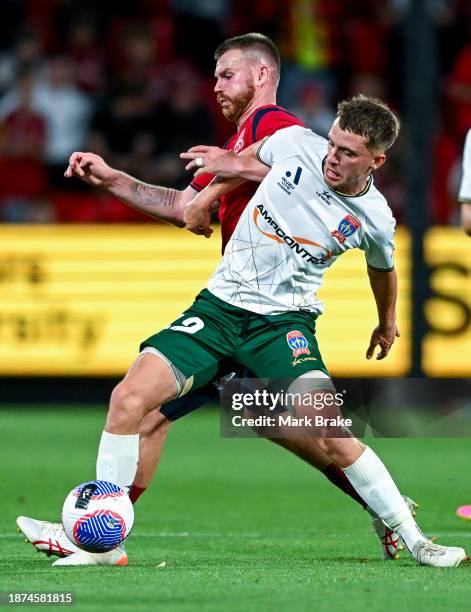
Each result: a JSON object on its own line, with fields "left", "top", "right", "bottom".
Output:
{"left": 331, "top": 215, "right": 360, "bottom": 244}
{"left": 286, "top": 330, "right": 311, "bottom": 358}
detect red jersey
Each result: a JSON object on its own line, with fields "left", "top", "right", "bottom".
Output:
{"left": 190, "top": 105, "right": 304, "bottom": 252}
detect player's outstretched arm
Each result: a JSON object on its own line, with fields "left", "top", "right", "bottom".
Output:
{"left": 180, "top": 142, "right": 269, "bottom": 182}
{"left": 64, "top": 152, "right": 195, "bottom": 227}
{"left": 366, "top": 267, "right": 400, "bottom": 360}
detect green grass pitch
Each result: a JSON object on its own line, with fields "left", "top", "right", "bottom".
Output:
{"left": 1, "top": 406, "right": 470, "bottom": 611}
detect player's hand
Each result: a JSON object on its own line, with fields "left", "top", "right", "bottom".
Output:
{"left": 183, "top": 199, "right": 213, "bottom": 238}
{"left": 180, "top": 145, "right": 238, "bottom": 178}
{"left": 64, "top": 152, "right": 116, "bottom": 188}
{"left": 366, "top": 324, "right": 400, "bottom": 360}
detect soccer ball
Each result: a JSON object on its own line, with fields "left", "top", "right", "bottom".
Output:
{"left": 62, "top": 480, "right": 134, "bottom": 552}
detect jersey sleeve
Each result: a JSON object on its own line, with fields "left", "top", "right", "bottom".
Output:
{"left": 458, "top": 129, "right": 471, "bottom": 203}
{"left": 190, "top": 172, "right": 215, "bottom": 192}
{"left": 256, "top": 125, "right": 306, "bottom": 167}
{"left": 360, "top": 209, "right": 396, "bottom": 272}
{"left": 254, "top": 109, "right": 304, "bottom": 140}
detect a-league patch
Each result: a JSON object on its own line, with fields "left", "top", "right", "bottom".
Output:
{"left": 286, "top": 330, "right": 311, "bottom": 358}
{"left": 331, "top": 214, "right": 360, "bottom": 244}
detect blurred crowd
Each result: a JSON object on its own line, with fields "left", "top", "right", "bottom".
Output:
{"left": 0, "top": 0, "right": 469, "bottom": 225}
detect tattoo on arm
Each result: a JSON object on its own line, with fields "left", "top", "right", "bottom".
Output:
{"left": 163, "top": 188, "right": 177, "bottom": 209}
{"left": 132, "top": 182, "right": 178, "bottom": 210}
{"left": 134, "top": 182, "right": 152, "bottom": 201}
{"left": 123, "top": 180, "right": 184, "bottom": 225}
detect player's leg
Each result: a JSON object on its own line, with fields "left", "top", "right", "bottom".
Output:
{"left": 135, "top": 358, "right": 365, "bottom": 507}
{"left": 290, "top": 381, "right": 466, "bottom": 567}
{"left": 51, "top": 355, "right": 207, "bottom": 567}
{"left": 95, "top": 351, "right": 178, "bottom": 489}
{"left": 236, "top": 317, "right": 404, "bottom": 558}
{"left": 18, "top": 352, "right": 178, "bottom": 565}
{"left": 17, "top": 390, "right": 214, "bottom": 558}
{"left": 137, "top": 369, "right": 368, "bottom": 509}
{"left": 132, "top": 370, "right": 368, "bottom": 508}
{"left": 18, "top": 344, "right": 231, "bottom": 559}
{"left": 83, "top": 312, "right": 222, "bottom": 547}
{"left": 53, "top": 291, "right": 235, "bottom": 566}
{"left": 267, "top": 373, "right": 465, "bottom": 567}
{"left": 321, "top": 440, "right": 465, "bottom": 565}
{"left": 130, "top": 409, "right": 172, "bottom": 502}
{"left": 267, "top": 436, "right": 368, "bottom": 510}
{"left": 16, "top": 408, "right": 173, "bottom": 558}
{"left": 236, "top": 315, "right": 406, "bottom": 557}
{"left": 97, "top": 288, "right": 235, "bottom": 491}
{"left": 266, "top": 435, "right": 416, "bottom": 558}
{"left": 237, "top": 316, "right": 370, "bottom": 506}
{"left": 20, "top": 294, "right": 239, "bottom": 562}
{"left": 130, "top": 381, "right": 220, "bottom": 500}
{"left": 239, "top": 314, "right": 466, "bottom": 566}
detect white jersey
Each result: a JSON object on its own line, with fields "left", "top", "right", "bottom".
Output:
{"left": 458, "top": 129, "right": 471, "bottom": 203}
{"left": 207, "top": 125, "right": 395, "bottom": 315}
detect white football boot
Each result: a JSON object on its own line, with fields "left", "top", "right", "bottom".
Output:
{"left": 411, "top": 541, "right": 467, "bottom": 567}
{"left": 52, "top": 545, "right": 128, "bottom": 566}
{"left": 17, "top": 516, "right": 128, "bottom": 566}
{"left": 17, "top": 517, "right": 79, "bottom": 558}
{"left": 370, "top": 496, "right": 419, "bottom": 560}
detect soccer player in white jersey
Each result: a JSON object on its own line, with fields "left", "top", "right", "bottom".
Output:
{"left": 17, "top": 35, "right": 416, "bottom": 566}
{"left": 51, "top": 95, "right": 465, "bottom": 567}
{"left": 458, "top": 128, "right": 471, "bottom": 236}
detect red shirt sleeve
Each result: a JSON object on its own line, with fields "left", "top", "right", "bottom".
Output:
{"left": 253, "top": 109, "right": 304, "bottom": 141}
{"left": 190, "top": 172, "right": 215, "bottom": 192}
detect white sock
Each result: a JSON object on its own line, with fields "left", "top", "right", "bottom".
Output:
{"left": 96, "top": 431, "right": 139, "bottom": 491}
{"left": 343, "top": 446, "right": 427, "bottom": 550}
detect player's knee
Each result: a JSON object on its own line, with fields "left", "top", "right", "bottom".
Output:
{"left": 316, "top": 437, "right": 364, "bottom": 467}
{"left": 316, "top": 438, "right": 348, "bottom": 465}
{"left": 109, "top": 382, "right": 148, "bottom": 428}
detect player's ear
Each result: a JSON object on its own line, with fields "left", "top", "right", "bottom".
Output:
{"left": 258, "top": 65, "right": 269, "bottom": 85}
{"left": 371, "top": 154, "right": 386, "bottom": 171}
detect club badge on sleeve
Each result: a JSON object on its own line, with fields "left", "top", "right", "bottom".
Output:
{"left": 332, "top": 215, "right": 361, "bottom": 244}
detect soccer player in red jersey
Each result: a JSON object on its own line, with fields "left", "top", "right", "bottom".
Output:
{"left": 189, "top": 109, "right": 303, "bottom": 251}
{"left": 17, "top": 34, "right": 415, "bottom": 565}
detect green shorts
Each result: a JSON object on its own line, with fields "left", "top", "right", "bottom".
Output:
{"left": 140, "top": 289, "right": 329, "bottom": 393}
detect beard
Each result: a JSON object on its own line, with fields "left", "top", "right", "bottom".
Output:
{"left": 218, "top": 82, "right": 256, "bottom": 123}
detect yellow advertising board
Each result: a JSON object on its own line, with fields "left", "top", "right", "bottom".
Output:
{"left": 0, "top": 225, "right": 220, "bottom": 375}
{"left": 0, "top": 224, "right": 468, "bottom": 377}
{"left": 423, "top": 228, "right": 471, "bottom": 376}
